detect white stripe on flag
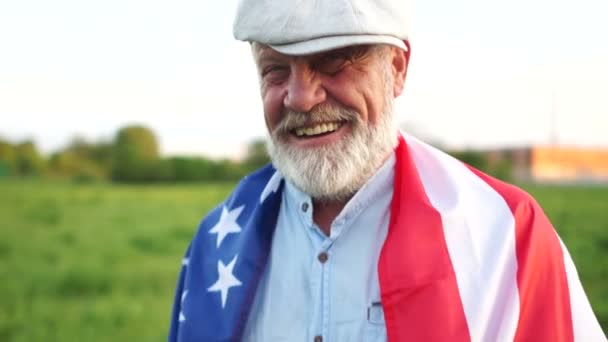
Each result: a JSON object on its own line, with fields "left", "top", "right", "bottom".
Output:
{"left": 407, "top": 135, "right": 520, "bottom": 342}
{"left": 558, "top": 237, "right": 607, "bottom": 342}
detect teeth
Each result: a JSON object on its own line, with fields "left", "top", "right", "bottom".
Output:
{"left": 294, "top": 122, "right": 340, "bottom": 137}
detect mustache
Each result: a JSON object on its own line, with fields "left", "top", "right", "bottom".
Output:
{"left": 273, "top": 104, "right": 360, "bottom": 136}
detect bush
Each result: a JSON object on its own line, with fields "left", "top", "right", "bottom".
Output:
{"left": 169, "top": 157, "right": 214, "bottom": 182}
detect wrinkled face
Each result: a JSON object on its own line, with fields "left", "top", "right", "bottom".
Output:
{"left": 252, "top": 43, "right": 407, "bottom": 201}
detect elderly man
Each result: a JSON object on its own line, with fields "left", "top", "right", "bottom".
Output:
{"left": 169, "top": 0, "right": 605, "bottom": 341}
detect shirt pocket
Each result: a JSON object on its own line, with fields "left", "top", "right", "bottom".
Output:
{"left": 365, "top": 301, "right": 387, "bottom": 341}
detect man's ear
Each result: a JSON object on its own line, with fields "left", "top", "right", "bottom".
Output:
{"left": 391, "top": 41, "right": 410, "bottom": 97}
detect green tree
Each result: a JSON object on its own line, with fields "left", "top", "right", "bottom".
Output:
{"left": 0, "top": 139, "right": 16, "bottom": 176}
{"left": 63, "top": 136, "right": 113, "bottom": 178}
{"left": 214, "top": 159, "right": 248, "bottom": 181}
{"left": 111, "top": 125, "right": 160, "bottom": 182}
{"left": 48, "top": 150, "right": 106, "bottom": 182}
{"left": 87, "top": 141, "right": 113, "bottom": 175}
{"left": 243, "top": 139, "right": 270, "bottom": 172}
{"left": 449, "top": 150, "right": 488, "bottom": 172}
{"left": 65, "top": 137, "right": 111, "bottom": 163}
{"left": 15, "top": 140, "right": 45, "bottom": 176}
{"left": 168, "top": 156, "right": 216, "bottom": 182}
{"left": 49, "top": 150, "right": 80, "bottom": 175}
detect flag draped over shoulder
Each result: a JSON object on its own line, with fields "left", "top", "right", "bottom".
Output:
{"left": 169, "top": 133, "right": 605, "bottom": 342}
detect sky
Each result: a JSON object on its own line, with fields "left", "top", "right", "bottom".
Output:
{"left": 1, "top": 0, "right": 607, "bottom": 158}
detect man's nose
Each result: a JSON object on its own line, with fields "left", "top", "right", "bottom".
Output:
{"left": 283, "top": 67, "right": 326, "bottom": 113}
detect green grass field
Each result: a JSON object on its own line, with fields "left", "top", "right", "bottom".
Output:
{"left": 1, "top": 179, "right": 606, "bottom": 341}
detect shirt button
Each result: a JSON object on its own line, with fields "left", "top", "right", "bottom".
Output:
{"left": 314, "top": 336, "right": 323, "bottom": 342}
{"left": 317, "top": 252, "right": 328, "bottom": 263}
{"left": 301, "top": 202, "right": 309, "bottom": 212}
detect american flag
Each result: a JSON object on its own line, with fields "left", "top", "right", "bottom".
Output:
{"left": 169, "top": 165, "right": 283, "bottom": 341}
{"left": 169, "top": 133, "right": 605, "bottom": 341}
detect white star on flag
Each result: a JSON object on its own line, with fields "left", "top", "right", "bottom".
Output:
{"left": 260, "top": 171, "right": 282, "bottom": 203}
{"left": 209, "top": 205, "right": 244, "bottom": 248}
{"left": 207, "top": 255, "right": 242, "bottom": 308}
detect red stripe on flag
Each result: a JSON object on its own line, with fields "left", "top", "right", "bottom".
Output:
{"left": 379, "top": 136, "right": 471, "bottom": 341}
{"left": 470, "top": 169, "right": 574, "bottom": 342}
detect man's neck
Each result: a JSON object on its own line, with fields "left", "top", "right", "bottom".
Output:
{"left": 309, "top": 149, "right": 396, "bottom": 236}
{"left": 312, "top": 198, "right": 349, "bottom": 236}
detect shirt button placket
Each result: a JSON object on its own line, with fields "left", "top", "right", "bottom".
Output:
{"left": 317, "top": 249, "right": 330, "bottom": 339}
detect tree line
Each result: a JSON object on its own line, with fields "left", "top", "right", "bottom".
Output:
{"left": 0, "top": 125, "right": 270, "bottom": 183}
{"left": 0, "top": 125, "right": 513, "bottom": 183}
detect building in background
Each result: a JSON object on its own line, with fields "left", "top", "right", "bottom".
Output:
{"left": 531, "top": 146, "right": 608, "bottom": 183}
{"left": 474, "top": 146, "right": 608, "bottom": 184}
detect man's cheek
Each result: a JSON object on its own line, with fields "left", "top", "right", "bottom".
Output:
{"left": 263, "top": 101, "right": 283, "bottom": 132}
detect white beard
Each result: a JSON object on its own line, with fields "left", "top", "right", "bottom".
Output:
{"left": 266, "top": 81, "right": 397, "bottom": 202}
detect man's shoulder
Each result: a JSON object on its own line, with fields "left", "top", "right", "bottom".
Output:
{"left": 404, "top": 133, "right": 557, "bottom": 254}
{"left": 466, "top": 164, "right": 539, "bottom": 213}
{"left": 234, "top": 164, "right": 279, "bottom": 195}
{"left": 403, "top": 133, "right": 539, "bottom": 213}
{"left": 194, "top": 163, "right": 282, "bottom": 229}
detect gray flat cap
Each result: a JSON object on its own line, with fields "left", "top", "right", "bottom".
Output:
{"left": 233, "top": 0, "right": 410, "bottom": 55}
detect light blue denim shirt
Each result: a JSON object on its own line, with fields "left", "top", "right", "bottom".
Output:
{"left": 243, "top": 153, "right": 395, "bottom": 342}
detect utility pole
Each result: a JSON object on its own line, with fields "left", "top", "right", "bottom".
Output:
{"left": 549, "top": 91, "right": 558, "bottom": 146}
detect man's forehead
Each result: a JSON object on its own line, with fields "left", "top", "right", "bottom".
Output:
{"left": 251, "top": 43, "right": 285, "bottom": 64}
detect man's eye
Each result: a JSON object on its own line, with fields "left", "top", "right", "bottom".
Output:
{"left": 315, "top": 55, "right": 349, "bottom": 75}
{"left": 261, "top": 65, "right": 288, "bottom": 78}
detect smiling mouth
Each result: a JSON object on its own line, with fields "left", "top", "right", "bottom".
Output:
{"left": 292, "top": 121, "right": 344, "bottom": 138}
